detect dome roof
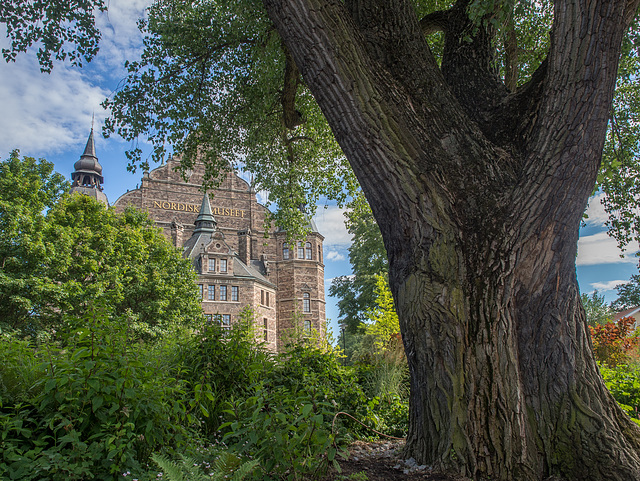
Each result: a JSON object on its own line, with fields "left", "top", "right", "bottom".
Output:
{"left": 73, "top": 129, "right": 103, "bottom": 175}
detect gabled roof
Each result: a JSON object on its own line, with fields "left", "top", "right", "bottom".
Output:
{"left": 613, "top": 306, "right": 640, "bottom": 321}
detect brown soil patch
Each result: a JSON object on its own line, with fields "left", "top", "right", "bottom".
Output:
{"left": 320, "top": 441, "right": 467, "bottom": 481}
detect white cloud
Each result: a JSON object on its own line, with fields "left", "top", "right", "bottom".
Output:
{"left": 576, "top": 232, "right": 638, "bottom": 266}
{"left": 584, "top": 193, "right": 609, "bottom": 226}
{"left": 0, "top": 0, "right": 150, "bottom": 157}
{"left": 94, "top": 0, "right": 151, "bottom": 77}
{"left": 314, "top": 205, "right": 351, "bottom": 247}
{"left": 326, "top": 250, "right": 346, "bottom": 261}
{"left": 590, "top": 280, "right": 630, "bottom": 292}
{"left": 0, "top": 58, "right": 109, "bottom": 156}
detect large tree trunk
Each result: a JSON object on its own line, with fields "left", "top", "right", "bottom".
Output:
{"left": 263, "top": 0, "right": 640, "bottom": 479}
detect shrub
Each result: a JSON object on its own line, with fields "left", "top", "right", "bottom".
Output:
{"left": 173, "top": 308, "right": 273, "bottom": 436}
{"left": 589, "top": 316, "right": 639, "bottom": 366}
{"left": 600, "top": 363, "right": 640, "bottom": 422}
{"left": 0, "top": 308, "right": 192, "bottom": 481}
{"left": 221, "top": 383, "right": 343, "bottom": 480}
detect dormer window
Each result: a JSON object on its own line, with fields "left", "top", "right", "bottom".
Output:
{"left": 209, "top": 258, "right": 216, "bottom": 272}
{"left": 220, "top": 258, "right": 228, "bottom": 272}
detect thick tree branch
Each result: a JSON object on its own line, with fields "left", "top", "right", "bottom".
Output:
{"left": 344, "top": 0, "right": 441, "bottom": 100}
{"left": 419, "top": 10, "right": 450, "bottom": 35}
{"left": 503, "top": 9, "right": 518, "bottom": 93}
{"left": 524, "top": 0, "right": 640, "bottom": 194}
{"left": 281, "top": 42, "right": 304, "bottom": 130}
{"left": 441, "top": 0, "right": 508, "bottom": 131}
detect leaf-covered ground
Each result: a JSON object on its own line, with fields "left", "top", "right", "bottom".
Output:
{"left": 321, "top": 441, "right": 465, "bottom": 481}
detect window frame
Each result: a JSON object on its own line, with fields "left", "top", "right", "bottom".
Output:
{"left": 303, "top": 292, "right": 311, "bottom": 313}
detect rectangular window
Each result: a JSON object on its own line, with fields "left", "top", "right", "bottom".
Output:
{"left": 263, "top": 318, "right": 268, "bottom": 341}
{"left": 198, "top": 284, "right": 203, "bottom": 298}
{"left": 266, "top": 291, "right": 270, "bottom": 307}
{"left": 208, "top": 285, "right": 215, "bottom": 300}
{"left": 220, "top": 285, "right": 227, "bottom": 301}
{"left": 205, "top": 314, "right": 212, "bottom": 323}
{"left": 208, "top": 258, "right": 216, "bottom": 272}
{"left": 222, "top": 314, "right": 231, "bottom": 329}
{"left": 220, "top": 259, "right": 228, "bottom": 272}
{"left": 304, "top": 320, "right": 311, "bottom": 332}
{"left": 231, "top": 286, "right": 239, "bottom": 302}
{"left": 261, "top": 289, "right": 264, "bottom": 305}
{"left": 303, "top": 292, "right": 311, "bottom": 313}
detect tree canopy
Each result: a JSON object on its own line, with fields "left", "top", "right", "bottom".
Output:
{"left": 329, "top": 193, "right": 388, "bottom": 333}
{"left": 0, "top": 152, "right": 202, "bottom": 340}
{"left": 613, "top": 275, "right": 640, "bottom": 311}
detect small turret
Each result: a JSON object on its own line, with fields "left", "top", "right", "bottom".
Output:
{"left": 69, "top": 128, "right": 108, "bottom": 205}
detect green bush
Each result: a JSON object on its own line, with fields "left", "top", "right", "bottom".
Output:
{"left": 2, "top": 311, "right": 410, "bottom": 480}
{"left": 0, "top": 308, "right": 192, "bottom": 480}
{"left": 173, "top": 308, "right": 274, "bottom": 436}
{"left": 600, "top": 362, "right": 640, "bottom": 422}
{"left": 221, "top": 383, "right": 343, "bottom": 480}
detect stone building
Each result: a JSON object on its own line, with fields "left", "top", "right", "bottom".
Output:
{"left": 71, "top": 132, "right": 326, "bottom": 351}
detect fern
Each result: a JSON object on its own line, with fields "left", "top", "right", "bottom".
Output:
{"left": 151, "top": 452, "right": 259, "bottom": 481}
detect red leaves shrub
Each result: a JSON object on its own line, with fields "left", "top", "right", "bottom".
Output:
{"left": 589, "top": 316, "right": 639, "bottom": 366}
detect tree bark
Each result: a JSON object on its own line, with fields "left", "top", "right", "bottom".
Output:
{"left": 262, "top": 0, "right": 640, "bottom": 479}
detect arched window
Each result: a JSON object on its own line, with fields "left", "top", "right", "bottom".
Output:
{"left": 283, "top": 243, "right": 289, "bottom": 260}
{"left": 298, "top": 241, "right": 304, "bottom": 258}
{"left": 303, "top": 320, "right": 312, "bottom": 332}
{"left": 305, "top": 242, "right": 312, "bottom": 259}
{"left": 318, "top": 245, "right": 322, "bottom": 262}
{"left": 303, "top": 292, "right": 311, "bottom": 313}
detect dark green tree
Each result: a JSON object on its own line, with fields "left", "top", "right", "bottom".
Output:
{"left": 329, "top": 194, "right": 388, "bottom": 333}
{"left": 580, "top": 290, "right": 616, "bottom": 327}
{"left": 0, "top": 155, "right": 202, "bottom": 339}
{"left": 5, "top": 0, "right": 640, "bottom": 479}
{"left": 0, "top": 151, "right": 69, "bottom": 329}
{"left": 613, "top": 275, "right": 640, "bottom": 311}
{"left": 0, "top": 0, "right": 106, "bottom": 72}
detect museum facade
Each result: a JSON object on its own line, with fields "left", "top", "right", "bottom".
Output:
{"left": 70, "top": 130, "right": 326, "bottom": 351}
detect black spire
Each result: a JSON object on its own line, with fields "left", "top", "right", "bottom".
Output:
{"left": 193, "top": 193, "right": 217, "bottom": 234}
{"left": 69, "top": 127, "right": 108, "bottom": 205}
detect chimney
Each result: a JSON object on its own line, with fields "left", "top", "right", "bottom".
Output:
{"left": 238, "top": 229, "right": 251, "bottom": 264}
{"left": 171, "top": 220, "right": 184, "bottom": 248}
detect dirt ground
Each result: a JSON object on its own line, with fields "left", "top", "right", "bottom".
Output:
{"left": 320, "top": 441, "right": 465, "bottom": 481}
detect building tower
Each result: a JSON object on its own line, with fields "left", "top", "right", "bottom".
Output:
{"left": 70, "top": 128, "right": 108, "bottom": 205}
{"left": 274, "top": 215, "right": 326, "bottom": 350}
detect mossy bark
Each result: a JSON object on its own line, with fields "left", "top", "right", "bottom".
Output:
{"left": 263, "top": 0, "right": 640, "bottom": 478}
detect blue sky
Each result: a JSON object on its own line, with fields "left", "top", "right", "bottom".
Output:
{"left": 1, "top": 1, "right": 638, "bottom": 338}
